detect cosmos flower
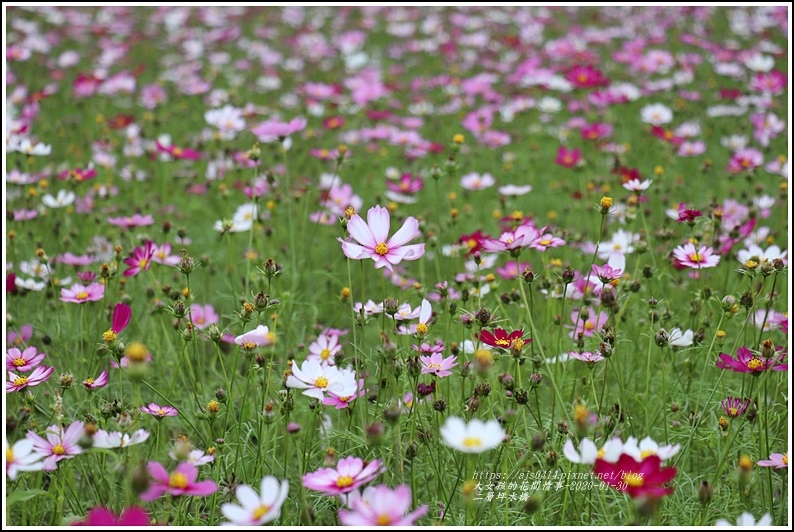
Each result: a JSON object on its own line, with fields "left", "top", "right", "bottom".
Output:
{"left": 593, "top": 453, "right": 677, "bottom": 499}
{"left": 621, "top": 436, "right": 680, "bottom": 462}
{"left": 338, "top": 484, "right": 428, "bottom": 526}
{"left": 302, "top": 456, "right": 385, "bottom": 496}
{"left": 338, "top": 205, "right": 425, "bottom": 272}
{"left": 716, "top": 347, "right": 787, "bottom": 375}
{"left": 234, "top": 325, "right": 275, "bottom": 350}
{"left": 478, "top": 328, "right": 528, "bottom": 351}
{"left": 221, "top": 476, "right": 289, "bottom": 526}
{"left": 123, "top": 241, "right": 156, "bottom": 277}
{"left": 5, "top": 437, "right": 45, "bottom": 480}
{"left": 26, "top": 421, "right": 84, "bottom": 471}
{"left": 715, "top": 512, "right": 773, "bottom": 527}
{"left": 285, "top": 359, "right": 357, "bottom": 401}
{"left": 139, "top": 461, "right": 217, "bottom": 501}
{"left": 140, "top": 403, "right": 179, "bottom": 418}
{"left": 563, "top": 437, "right": 623, "bottom": 464}
{"left": 6, "top": 346, "right": 46, "bottom": 373}
{"left": 82, "top": 370, "right": 108, "bottom": 390}
{"left": 720, "top": 397, "right": 749, "bottom": 418}
{"left": 6, "top": 365, "right": 54, "bottom": 393}
{"left": 440, "top": 416, "right": 505, "bottom": 454}
{"left": 92, "top": 429, "right": 149, "bottom": 449}
{"left": 72, "top": 506, "right": 151, "bottom": 526}
{"left": 419, "top": 352, "right": 458, "bottom": 378}
{"left": 672, "top": 242, "right": 720, "bottom": 269}
{"left": 756, "top": 453, "right": 788, "bottom": 469}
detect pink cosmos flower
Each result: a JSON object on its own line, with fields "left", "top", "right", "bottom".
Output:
{"left": 674, "top": 202, "right": 702, "bottom": 224}
{"left": 190, "top": 304, "right": 219, "bottom": 330}
{"left": 715, "top": 347, "right": 787, "bottom": 375}
{"left": 7, "top": 324, "right": 33, "bottom": 347}
{"left": 57, "top": 166, "right": 97, "bottom": 183}
{"left": 459, "top": 172, "right": 495, "bottom": 190}
{"left": 554, "top": 146, "right": 582, "bottom": 168}
{"left": 338, "top": 205, "right": 425, "bottom": 272}
{"left": 568, "top": 351, "right": 605, "bottom": 365}
{"left": 5, "top": 437, "right": 45, "bottom": 480}
{"left": 6, "top": 346, "right": 46, "bottom": 372}
{"left": 567, "top": 308, "right": 609, "bottom": 338}
{"left": 151, "top": 242, "right": 180, "bottom": 266}
{"left": 123, "top": 241, "right": 155, "bottom": 277}
{"left": 107, "top": 213, "right": 155, "bottom": 228}
{"left": 566, "top": 64, "right": 610, "bottom": 88}
{"left": 591, "top": 263, "right": 623, "bottom": 284}
{"left": 302, "top": 456, "right": 385, "bottom": 496}
{"left": 672, "top": 242, "right": 720, "bottom": 269}
{"left": 481, "top": 224, "right": 542, "bottom": 255}
{"left": 530, "top": 233, "right": 566, "bottom": 252}
{"left": 140, "top": 403, "right": 179, "bottom": 418}
{"left": 757, "top": 453, "right": 788, "bottom": 469}
{"left": 581, "top": 122, "right": 613, "bottom": 141}
{"left": 72, "top": 506, "right": 150, "bottom": 526}
{"left": 26, "top": 421, "right": 84, "bottom": 471}
{"left": 420, "top": 352, "right": 458, "bottom": 377}
{"left": 60, "top": 282, "right": 105, "bottom": 303}
{"left": 727, "top": 148, "right": 763, "bottom": 174}
{"left": 6, "top": 365, "right": 54, "bottom": 393}
{"left": 155, "top": 141, "right": 202, "bottom": 160}
{"left": 139, "top": 461, "right": 218, "bottom": 501}
{"left": 495, "top": 261, "right": 531, "bottom": 280}
{"left": 721, "top": 396, "right": 749, "bottom": 418}
{"left": 105, "top": 303, "right": 132, "bottom": 341}
{"left": 57, "top": 253, "right": 96, "bottom": 266}
{"left": 339, "top": 484, "right": 428, "bottom": 526}
{"left": 322, "top": 378, "right": 366, "bottom": 410}
{"left": 82, "top": 370, "right": 108, "bottom": 390}
{"left": 385, "top": 173, "right": 424, "bottom": 194}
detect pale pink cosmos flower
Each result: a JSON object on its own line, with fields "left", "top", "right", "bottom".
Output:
{"left": 139, "top": 461, "right": 218, "bottom": 501}
{"left": 286, "top": 359, "right": 357, "bottom": 401}
{"left": 221, "top": 476, "right": 289, "bottom": 526}
{"left": 26, "top": 421, "right": 84, "bottom": 471}
{"left": 568, "top": 351, "right": 605, "bottom": 365}
{"left": 622, "top": 178, "right": 653, "bottom": 192}
{"left": 251, "top": 117, "right": 307, "bottom": 142}
{"left": 82, "top": 369, "right": 108, "bottom": 390}
{"left": 190, "top": 304, "right": 219, "bottom": 330}
{"left": 481, "top": 224, "right": 542, "bottom": 254}
{"left": 530, "top": 233, "right": 566, "bottom": 252}
{"left": 140, "top": 403, "right": 178, "bottom": 418}
{"left": 5, "top": 437, "right": 45, "bottom": 480}
{"left": 307, "top": 333, "right": 342, "bottom": 366}
{"left": 672, "top": 242, "right": 720, "bottom": 269}
{"left": 6, "top": 346, "right": 45, "bottom": 372}
{"left": 60, "top": 282, "right": 104, "bottom": 303}
{"left": 6, "top": 365, "right": 54, "bottom": 393}
{"left": 757, "top": 453, "right": 788, "bottom": 469}
{"left": 169, "top": 449, "right": 215, "bottom": 466}
{"left": 57, "top": 253, "right": 96, "bottom": 266}
{"left": 302, "top": 456, "right": 385, "bottom": 496}
{"left": 234, "top": 325, "right": 275, "bottom": 349}
{"left": 567, "top": 308, "right": 609, "bottom": 338}
{"left": 338, "top": 205, "right": 425, "bottom": 272}
{"left": 107, "top": 213, "right": 155, "bottom": 228}
{"left": 459, "top": 172, "right": 495, "bottom": 190}
{"left": 420, "top": 352, "right": 458, "bottom": 378}
{"left": 339, "top": 484, "right": 428, "bottom": 526}
{"left": 93, "top": 429, "right": 149, "bottom": 449}
{"left": 151, "top": 242, "right": 181, "bottom": 266}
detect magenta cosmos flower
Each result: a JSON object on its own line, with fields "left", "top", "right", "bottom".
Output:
{"left": 302, "top": 456, "right": 385, "bottom": 496}
{"left": 123, "top": 241, "right": 155, "bottom": 277}
{"left": 6, "top": 346, "right": 46, "bottom": 372}
{"left": 72, "top": 506, "right": 150, "bottom": 526}
{"left": 478, "top": 328, "right": 528, "bottom": 351}
{"left": 26, "top": 420, "right": 85, "bottom": 471}
{"left": 6, "top": 365, "right": 54, "bottom": 393}
{"left": 716, "top": 347, "right": 787, "bottom": 375}
{"left": 140, "top": 403, "right": 179, "bottom": 418}
{"left": 139, "top": 461, "right": 218, "bottom": 501}
{"left": 672, "top": 242, "right": 720, "bottom": 269}
{"left": 339, "top": 484, "right": 428, "bottom": 526}
{"left": 420, "top": 352, "right": 458, "bottom": 377}
{"left": 593, "top": 453, "right": 677, "bottom": 499}
{"left": 82, "top": 369, "right": 108, "bottom": 390}
{"left": 104, "top": 303, "right": 131, "bottom": 343}
{"left": 60, "top": 282, "right": 104, "bottom": 303}
{"left": 338, "top": 205, "right": 425, "bottom": 272}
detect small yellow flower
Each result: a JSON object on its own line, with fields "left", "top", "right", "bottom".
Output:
{"left": 453, "top": 134, "right": 465, "bottom": 144}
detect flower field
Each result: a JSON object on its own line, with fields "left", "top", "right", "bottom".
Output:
{"left": 3, "top": 5, "right": 790, "bottom": 527}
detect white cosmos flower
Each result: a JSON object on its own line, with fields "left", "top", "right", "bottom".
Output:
{"left": 42, "top": 190, "right": 76, "bottom": 208}
{"left": 221, "top": 476, "right": 289, "bottom": 526}
{"left": 621, "top": 436, "right": 680, "bottom": 462}
{"left": 668, "top": 328, "right": 695, "bottom": 347}
{"left": 440, "top": 416, "right": 505, "bottom": 454}
{"left": 5, "top": 437, "right": 45, "bottom": 480}
{"left": 563, "top": 437, "right": 623, "bottom": 464}
{"left": 715, "top": 512, "right": 773, "bottom": 527}
{"left": 16, "top": 139, "right": 52, "bottom": 156}
{"left": 640, "top": 103, "right": 673, "bottom": 125}
{"left": 92, "top": 429, "right": 149, "bottom": 449}
{"left": 285, "top": 359, "right": 357, "bottom": 401}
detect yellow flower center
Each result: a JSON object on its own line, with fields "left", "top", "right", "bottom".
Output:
{"left": 640, "top": 450, "right": 655, "bottom": 459}
{"left": 336, "top": 475, "right": 354, "bottom": 488}
{"left": 243, "top": 341, "right": 257, "bottom": 351}
{"left": 84, "top": 378, "right": 95, "bottom": 386}
{"left": 320, "top": 348, "right": 331, "bottom": 360}
{"left": 416, "top": 323, "right": 428, "bottom": 335}
{"left": 688, "top": 253, "right": 702, "bottom": 263}
{"left": 76, "top": 291, "right": 89, "bottom": 300}
{"left": 540, "top": 239, "right": 552, "bottom": 246}
{"left": 728, "top": 407, "right": 739, "bottom": 417}
{"left": 494, "top": 338, "right": 510, "bottom": 347}
{"left": 315, "top": 376, "right": 329, "bottom": 389}
{"left": 103, "top": 330, "right": 116, "bottom": 342}
{"left": 13, "top": 376, "right": 27, "bottom": 387}
{"left": 196, "top": 317, "right": 205, "bottom": 325}
{"left": 376, "top": 514, "right": 392, "bottom": 526}
{"left": 584, "top": 321, "right": 595, "bottom": 331}
{"left": 252, "top": 504, "right": 271, "bottom": 521}
{"left": 339, "top": 396, "right": 351, "bottom": 402}
{"left": 138, "top": 258, "right": 148, "bottom": 269}
{"left": 747, "top": 357, "right": 764, "bottom": 371}
{"left": 12, "top": 357, "right": 26, "bottom": 367}
{"left": 597, "top": 448, "right": 605, "bottom": 459}
{"left": 463, "top": 436, "right": 482, "bottom": 449}
{"left": 173, "top": 147, "right": 183, "bottom": 157}
{"left": 169, "top": 472, "right": 188, "bottom": 489}
{"left": 427, "top": 363, "right": 442, "bottom": 371}
{"left": 783, "top": 454, "right": 788, "bottom": 465}
{"left": 511, "top": 338, "right": 525, "bottom": 350}
{"left": 52, "top": 444, "right": 66, "bottom": 455}
{"left": 375, "top": 243, "right": 389, "bottom": 256}
{"left": 158, "top": 408, "right": 166, "bottom": 416}
{"left": 622, "top": 472, "right": 644, "bottom": 488}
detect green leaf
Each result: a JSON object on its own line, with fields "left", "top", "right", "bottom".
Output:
{"left": 6, "top": 489, "right": 53, "bottom": 505}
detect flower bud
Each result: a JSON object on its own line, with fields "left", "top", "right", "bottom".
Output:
{"left": 475, "top": 308, "right": 491, "bottom": 327}
{"left": 698, "top": 480, "right": 713, "bottom": 506}
{"left": 459, "top": 313, "right": 473, "bottom": 328}
{"left": 654, "top": 328, "right": 669, "bottom": 347}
